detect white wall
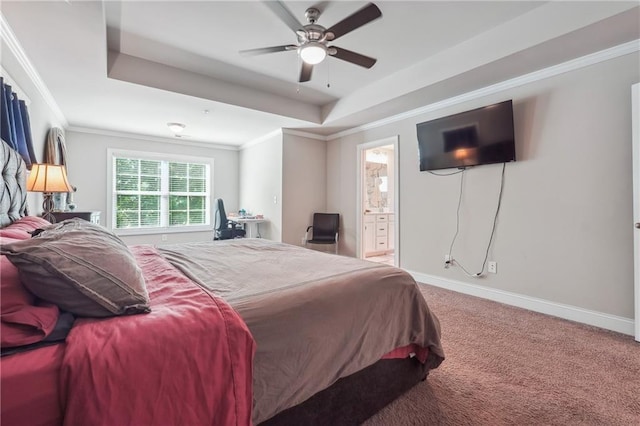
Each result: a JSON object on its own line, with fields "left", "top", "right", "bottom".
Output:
{"left": 239, "top": 132, "right": 327, "bottom": 245}
{"left": 239, "top": 133, "right": 283, "bottom": 241}
{"left": 64, "top": 130, "right": 239, "bottom": 245}
{"left": 327, "top": 52, "right": 640, "bottom": 320}
{"left": 282, "top": 133, "right": 327, "bottom": 246}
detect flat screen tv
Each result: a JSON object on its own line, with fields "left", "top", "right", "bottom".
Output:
{"left": 417, "top": 100, "right": 516, "bottom": 171}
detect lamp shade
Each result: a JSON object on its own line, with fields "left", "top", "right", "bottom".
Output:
{"left": 300, "top": 43, "right": 327, "bottom": 65}
{"left": 27, "top": 164, "right": 73, "bottom": 193}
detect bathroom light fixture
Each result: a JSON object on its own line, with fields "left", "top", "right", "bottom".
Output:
{"left": 299, "top": 42, "right": 327, "bottom": 65}
{"left": 366, "top": 150, "right": 388, "bottom": 164}
{"left": 167, "top": 122, "right": 186, "bottom": 133}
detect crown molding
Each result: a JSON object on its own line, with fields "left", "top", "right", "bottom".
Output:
{"left": 240, "top": 128, "right": 328, "bottom": 150}
{"left": 0, "top": 65, "right": 31, "bottom": 104}
{"left": 282, "top": 128, "right": 327, "bottom": 141}
{"left": 0, "top": 12, "right": 68, "bottom": 127}
{"left": 67, "top": 126, "right": 239, "bottom": 151}
{"left": 240, "top": 128, "right": 283, "bottom": 150}
{"left": 326, "top": 39, "right": 640, "bottom": 141}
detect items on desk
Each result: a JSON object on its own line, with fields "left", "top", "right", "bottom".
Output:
{"left": 226, "top": 213, "right": 267, "bottom": 238}
{"left": 236, "top": 209, "right": 258, "bottom": 219}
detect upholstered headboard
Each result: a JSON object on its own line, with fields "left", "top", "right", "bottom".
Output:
{"left": 0, "top": 140, "right": 29, "bottom": 227}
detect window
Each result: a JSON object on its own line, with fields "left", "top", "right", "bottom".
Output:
{"left": 109, "top": 150, "right": 212, "bottom": 233}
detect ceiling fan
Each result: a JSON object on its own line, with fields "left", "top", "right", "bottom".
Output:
{"left": 240, "top": 1, "right": 382, "bottom": 83}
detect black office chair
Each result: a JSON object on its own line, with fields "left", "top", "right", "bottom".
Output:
{"left": 213, "top": 198, "right": 246, "bottom": 240}
{"left": 304, "top": 213, "right": 339, "bottom": 254}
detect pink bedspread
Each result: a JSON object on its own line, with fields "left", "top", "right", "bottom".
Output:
{"left": 1, "top": 343, "right": 66, "bottom": 426}
{"left": 60, "top": 245, "right": 255, "bottom": 426}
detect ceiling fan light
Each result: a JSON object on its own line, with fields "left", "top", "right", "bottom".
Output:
{"left": 167, "top": 122, "right": 186, "bottom": 133}
{"left": 300, "top": 43, "right": 327, "bottom": 65}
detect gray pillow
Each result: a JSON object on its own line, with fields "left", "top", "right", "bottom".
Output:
{"left": 1, "top": 219, "right": 150, "bottom": 317}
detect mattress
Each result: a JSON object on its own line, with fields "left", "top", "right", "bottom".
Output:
{"left": 159, "top": 238, "right": 444, "bottom": 424}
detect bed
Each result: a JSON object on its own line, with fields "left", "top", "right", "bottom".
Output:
{"left": 0, "top": 140, "right": 444, "bottom": 425}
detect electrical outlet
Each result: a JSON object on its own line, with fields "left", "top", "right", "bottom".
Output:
{"left": 161, "top": 234, "right": 168, "bottom": 242}
{"left": 444, "top": 254, "right": 452, "bottom": 268}
{"left": 488, "top": 261, "right": 497, "bottom": 274}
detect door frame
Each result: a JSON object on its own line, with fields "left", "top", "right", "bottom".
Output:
{"left": 632, "top": 83, "right": 639, "bottom": 342}
{"left": 356, "top": 135, "right": 400, "bottom": 265}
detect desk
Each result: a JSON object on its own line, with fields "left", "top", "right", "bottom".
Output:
{"left": 233, "top": 217, "right": 267, "bottom": 238}
{"left": 50, "top": 211, "right": 101, "bottom": 224}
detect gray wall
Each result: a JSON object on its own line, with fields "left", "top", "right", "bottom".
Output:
{"left": 326, "top": 52, "right": 639, "bottom": 319}
{"left": 239, "top": 132, "right": 327, "bottom": 245}
{"left": 282, "top": 133, "right": 327, "bottom": 246}
{"left": 64, "top": 131, "right": 239, "bottom": 245}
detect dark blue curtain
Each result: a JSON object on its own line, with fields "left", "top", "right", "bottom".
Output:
{"left": 1, "top": 77, "right": 37, "bottom": 168}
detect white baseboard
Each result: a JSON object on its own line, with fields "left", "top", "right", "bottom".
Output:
{"left": 407, "top": 271, "right": 635, "bottom": 336}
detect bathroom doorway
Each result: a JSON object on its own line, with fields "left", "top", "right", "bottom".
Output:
{"left": 356, "top": 136, "right": 399, "bottom": 266}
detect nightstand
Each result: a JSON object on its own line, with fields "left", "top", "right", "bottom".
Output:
{"left": 50, "top": 211, "right": 101, "bottom": 224}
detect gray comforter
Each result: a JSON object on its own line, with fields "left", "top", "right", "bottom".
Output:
{"left": 159, "top": 238, "right": 444, "bottom": 424}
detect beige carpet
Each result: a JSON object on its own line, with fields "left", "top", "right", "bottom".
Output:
{"left": 364, "top": 284, "right": 640, "bottom": 425}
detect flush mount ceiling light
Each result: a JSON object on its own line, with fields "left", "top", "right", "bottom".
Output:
{"left": 299, "top": 42, "right": 327, "bottom": 65}
{"left": 167, "top": 122, "right": 186, "bottom": 133}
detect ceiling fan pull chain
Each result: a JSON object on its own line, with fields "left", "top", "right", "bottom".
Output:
{"left": 296, "top": 55, "right": 301, "bottom": 94}
{"left": 327, "top": 60, "right": 331, "bottom": 88}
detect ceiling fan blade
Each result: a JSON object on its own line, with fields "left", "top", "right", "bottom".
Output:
{"left": 239, "top": 45, "right": 297, "bottom": 56}
{"left": 326, "top": 3, "right": 381, "bottom": 41}
{"left": 264, "top": 1, "right": 304, "bottom": 33}
{"left": 299, "top": 62, "right": 313, "bottom": 82}
{"left": 331, "top": 47, "right": 377, "bottom": 68}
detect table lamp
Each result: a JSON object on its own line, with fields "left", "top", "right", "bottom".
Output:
{"left": 26, "top": 163, "right": 73, "bottom": 223}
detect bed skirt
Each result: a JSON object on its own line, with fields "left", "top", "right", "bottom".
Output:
{"left": 260, "top": 357, "right": 429, "bottom": 425}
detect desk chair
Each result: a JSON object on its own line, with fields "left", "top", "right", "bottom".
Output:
{"left": 213, "top": 198, "right": 245, "bottom": 240}
{"left": 304, "top": 213, "right": 339, "bottom": 254}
